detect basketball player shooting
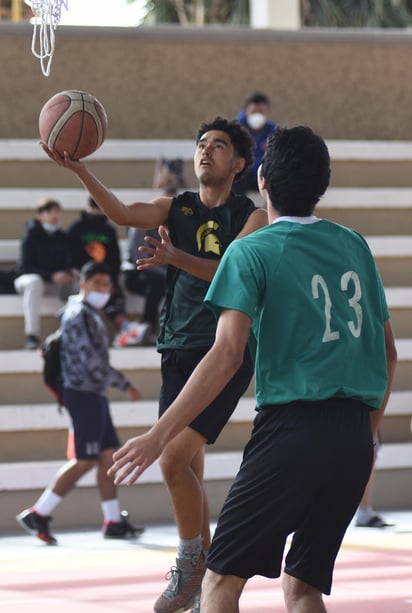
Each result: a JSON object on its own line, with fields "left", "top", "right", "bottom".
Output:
{"left": 40, "top": 116, "right": 267, "bottom": 613}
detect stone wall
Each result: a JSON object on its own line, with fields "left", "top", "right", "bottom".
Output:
{"left": 2, "top": 23, "right": 412, "bottom": 140}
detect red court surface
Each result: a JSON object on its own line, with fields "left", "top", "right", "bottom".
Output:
{"left": 1, "top": 512, "right": 412, "bottom": 612}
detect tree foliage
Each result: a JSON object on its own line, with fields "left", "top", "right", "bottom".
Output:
{"left": 137, "top": 0, "right": 412, "bottom": 28}
{"left": 139, "top": 0, "right": 249, "bottom": 25}
{"left": 302, "top": 0, "right": 412, "bottom": 28}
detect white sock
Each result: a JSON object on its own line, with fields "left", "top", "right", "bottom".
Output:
{"left": 33, "top": 488, "right": 62, "bottom": 516}
{"left": 357, "top": 506, "right": 374, "bottom": 523}
{"left": 177, "top": 535, "right": 203, "bottom": 561}
{"left": 101, "top": 498, "right": 121, "bottom": 522}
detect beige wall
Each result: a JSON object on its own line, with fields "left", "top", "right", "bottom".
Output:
{"left": 2, "top": 23, "right": 412, "bottom": 140}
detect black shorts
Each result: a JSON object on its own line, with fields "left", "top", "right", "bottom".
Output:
{"left": 63, "top": 387, "right": 120, "bottom": 460}
{"left": 206, "top": 397, "right": 374, "bottom": 595}
{"left": 159, "top": 347, "right": 254, "bottom": 444}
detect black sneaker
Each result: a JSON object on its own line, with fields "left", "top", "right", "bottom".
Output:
{"left": 16, "top": 508, "right": 57, "bottom": 545}
{"left": 103, "top": 510, "right": 145, "bottom": 539}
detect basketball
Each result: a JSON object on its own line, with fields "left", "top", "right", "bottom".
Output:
{"left": 39, "top": 90, "right": 108, "bottom": 160}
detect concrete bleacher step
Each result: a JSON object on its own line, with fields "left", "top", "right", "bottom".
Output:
{"left": 0, "top": 451, "right": 244, "bottom": 532}
{"left": 1, "top": 387, "right": 411, "bottom": 530}
{"left": 365, "top": 236, "right": 412, "bottom": 286}
{"left": 0, "top": 346, "right": 163, "bottom": 404}
{"left": 0, "top": 292, "right": 146, "bottom": 349}
{"left": 0, "top": 188, "right": 166, "bottom": 238}
{"left": 2, "top": 443, "right": 411, "bottom": 532}
{"left": 0, "top": 139, "right": 196, "bottom": 161}
{"left": 2, "top": 186, "right": 412, "bottom": 239}
{"left": 0, "top": 338, "right": 411, "bottom": 402}
{"left": 391, "top": 339, "right": 412, "bottom": 391}
{"left": 1, "top": 285, "right": 411, "bottom": 349}
{"left": 1, "top": 139, "right": 412, "bottom": 189}
{"left": 1, "top": 390, "right": 409, "bottom": 461}
{"left": 318, "top": 187, "right": 412, "bottom": 235}
{"left": 0, "top": 397, "right": 257, "bottom": 463}
{"left": 2, "top": 233, "right": 412, "bottom": 264}
{"left": 0, "top": 395, "right": 257, "bottom": 531}
{"left": 0, "top": 346, "right": 254, "bottom": 405}
{"left": 0, "top": 139, "right": 198, "bottom": 189}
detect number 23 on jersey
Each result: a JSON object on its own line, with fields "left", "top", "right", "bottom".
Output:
{"left": 311, "top": 271, "right": 363, "bottom": 343}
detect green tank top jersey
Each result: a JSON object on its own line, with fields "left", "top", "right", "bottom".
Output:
{"left": 205, "top": 218, "right": 390, "bottom": 410}
{"left": 157, "top": 191, "right": 258, "bottom": 351}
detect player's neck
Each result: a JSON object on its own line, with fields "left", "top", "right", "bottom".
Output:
{"left": 198, "top": 183, "right": 232, "bottom": 208}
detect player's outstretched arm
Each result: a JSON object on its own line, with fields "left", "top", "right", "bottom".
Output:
{"left": 108, "top": 308, "right": 252, "bottom": 485}
{"left": 40, "top": 143, "right": 172, "bottom": 229}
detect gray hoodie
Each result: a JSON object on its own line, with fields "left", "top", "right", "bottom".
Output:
{"left": 60, "top": 296, "right": 130, "bottom": 395}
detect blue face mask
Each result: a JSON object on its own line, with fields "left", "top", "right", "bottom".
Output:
{"left": 42, "top": 222, "right": 61, "bottom": 233}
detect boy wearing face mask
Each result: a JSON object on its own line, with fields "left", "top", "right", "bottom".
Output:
{"left": 235, "top": 91, "right": 278, "bottom": 193}
{"left": 14, "top": 198, "right": 78, "bottom": 350}
{"left": 16, "top": 261, "right": 142, "bottom": 545}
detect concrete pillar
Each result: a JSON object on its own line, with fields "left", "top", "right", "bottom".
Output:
{"left": 250, "top": 0, "right": 301, "bottom": 30}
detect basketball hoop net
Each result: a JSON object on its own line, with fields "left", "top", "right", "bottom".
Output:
{"left": 30, "top": 0, "right": 68, "bottom": 77}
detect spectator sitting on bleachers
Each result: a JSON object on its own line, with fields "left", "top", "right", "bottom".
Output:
{"left": 14, "top": 198, "right": 78, "bottom": 350}
{"left": 123, "top": 227, "right": 166, "bottom": 346}
{"left": 66, "top": 196, "right": 131, "bottom": 340}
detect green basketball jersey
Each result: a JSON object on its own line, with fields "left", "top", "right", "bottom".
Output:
{"left": 205, "top": 217, "right": 389, "bottom": 410}
{"left": 157, "top": 191, "right": 257, "bottom": 350}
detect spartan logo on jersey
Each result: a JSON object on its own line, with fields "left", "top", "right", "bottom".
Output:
{"left": 196, "top": 221, "right": 222, "bottom": 256}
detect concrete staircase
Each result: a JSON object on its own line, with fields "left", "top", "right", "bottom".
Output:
{"left": 0, "top": 139, "right": 411, "bottom": 533}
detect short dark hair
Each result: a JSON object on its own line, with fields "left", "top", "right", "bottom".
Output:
{"left": 260, "top": 126, "right": 330, "bottom": 216}
{"left": 196, "top": 116, "right": 254, "bottom": 180}
{"left": 243, "top": 92, "right": 271, "bottom": 108}
{"left": 36, "top": 198, "right": 61, "bottom": 214}
{"left": 80, "top": 261, "right": 112, "bottom": 281}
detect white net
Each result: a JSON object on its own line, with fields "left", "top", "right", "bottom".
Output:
{"left": 30, "top": 0, "right": 68, "bottom": 77}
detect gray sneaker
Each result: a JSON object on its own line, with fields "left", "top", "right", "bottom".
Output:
{"left": 154, "top": 551, "right": 206, "bottom": 613}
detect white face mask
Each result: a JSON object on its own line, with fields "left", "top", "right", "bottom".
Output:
{"left": 85, "top": 291, "right": 111, "bottom": 310}
{"left": 246, "top": 112, "right": 267, "bottom": 131}
{"left": 42, "top": 222, "right": 61, "bottom": 233}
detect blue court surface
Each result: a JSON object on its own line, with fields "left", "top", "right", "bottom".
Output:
{"left": 1, "top": 512, "right": 412, "bottom": 612}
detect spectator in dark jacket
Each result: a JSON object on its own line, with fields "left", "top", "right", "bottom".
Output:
{"left": 67, "top": 196, "right": 127, "bottom": 334}
{"left": 14, "top": 198, "right": 78, "bottom": 349}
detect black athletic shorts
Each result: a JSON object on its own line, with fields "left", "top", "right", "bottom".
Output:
{"left": 206, "top": 397, "right": 374, "bottom": 595}
{"left": 159, "top": 347, "right": 254, "bottom": 444}
{"left": 63, "top": 387, "right": 120, "bottom": 460}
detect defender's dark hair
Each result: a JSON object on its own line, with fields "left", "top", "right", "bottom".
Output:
{"left": 80, "top": 261, "right": 113, "bottom": 281}
{"left": 196, "top": 116, "right": 255, "bottom": 180}
{"left": 260, "top": 126, "right": 330, "bottom": 216}
{"left": 243, "top": 92, "right": 271, "bottom": 108}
